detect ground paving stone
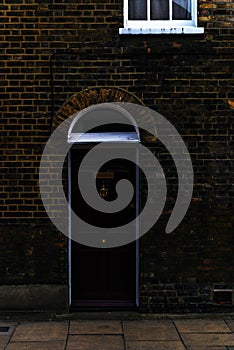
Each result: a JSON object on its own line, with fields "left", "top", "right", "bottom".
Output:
{"left": 174, "top": 319, "right": 231, "bottom": 333}
{"left": 125, "top": 340, "right": 186, "bottom": 349}
{"left": 10, "top": 322, "right": 68, "bottom": 342}
{"left": 6, "top": 341, "right": 66, "bottom": 350}
{"left": 69, "top": 320, "right": 122, "bottom": 334}
{"left": 187, "top": 347, "right": 227, "bottom": 350}
{"left": 226, "top": 320, "right": 234, "bottom": 332}
{"left": 0, "top": 323, "right": 16, "bottom": 350}
{"left": 0, "top": 316, "right": 234, "bottom": 349}
{"left": 0, "top": 337, "right": 10, "bottom": 350}
{"left": 0, "top": 322, "right": 16, "bottom": 337}
{"left": 123, "top": 320, "right": 180, "bottom": 341}
{"left": 181, "top": 333, "right": 234, "bottom": 348}
{"left": 66, "top": 335, "right": 124, "bottom": 350}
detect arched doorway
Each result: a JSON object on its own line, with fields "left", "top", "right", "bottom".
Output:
{"left": 67, "top": 102, "right": 141, "bottom": 310}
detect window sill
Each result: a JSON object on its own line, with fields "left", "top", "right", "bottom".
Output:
{"left": 119, "top": 27, "right": 204, "bottom": 34}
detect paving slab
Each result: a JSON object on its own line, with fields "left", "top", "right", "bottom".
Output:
{"left": 123, "top": 320, "right": 180, "bottom": 341}
{"left": 6, "top": 341, "right": 66, "bottom": 350}
{"left": 0, "top": 323, "right": 16, "bottom": 337}
{"left": 0, "top": 323, "right": 16, "bottom": 350}
{"left": 69, "top": 320, "right": 122, "bottom": 334}
{"left": 0, "top": 337, "right": 10, "bottom": 350}
{"left": 126, "top": 340, "right": 186, "bottom": 349}
{"left": 174, "top": 319, "right": 231, "bottom": 333}
{"left": 66, "top": 335, "right": 124, "bottom": 350}
{"left": 10, "top": 322, "right": 68, "bottom": 342}
{"left": 187, "top": 347, "right": 227, "bottom": 350}
{"left": 226, "top": 320, "right": 234, "bottom": 332}
{"left": 181, "top": 333, "right": 234, "bottom": 348}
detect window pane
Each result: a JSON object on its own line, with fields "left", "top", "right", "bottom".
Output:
{"left": 128, "top": 0, "right": 147, "bottom": 20}
{"left": 173, "top": 0, "right": 191, "bottom": 19}
{"left": 151, "top": 0, "right": 169, "bottom": 20}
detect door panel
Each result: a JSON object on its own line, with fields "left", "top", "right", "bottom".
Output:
{"left": 70, "top": 146, "right": 137, "bottom": 309}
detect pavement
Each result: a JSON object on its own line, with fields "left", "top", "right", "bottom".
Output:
{"left": 0, "top": 313, "right": 233, "bottom": 350}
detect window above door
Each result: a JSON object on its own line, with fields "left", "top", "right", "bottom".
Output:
{"left": 119, "top": 0, "right": 204, "bottom": 34}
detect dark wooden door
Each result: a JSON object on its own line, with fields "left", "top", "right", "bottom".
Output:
{"left": 70, "top": 147, "right": 137, "bottom": 309}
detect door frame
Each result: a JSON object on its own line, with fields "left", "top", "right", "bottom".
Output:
{"left": 67, "top": 104, "right": 141, "bottom": 309}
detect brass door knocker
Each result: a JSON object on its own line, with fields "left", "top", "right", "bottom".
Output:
{"left": 99, "top": 181, "right": 108, "bottom": 199}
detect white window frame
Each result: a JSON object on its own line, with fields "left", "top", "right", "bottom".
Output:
{"left": 119, "top": 0, "right": 204, "bottom": 34}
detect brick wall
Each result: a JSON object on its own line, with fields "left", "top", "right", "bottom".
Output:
{"left": 0, "top": 0, "right": 233, "bottom": 311}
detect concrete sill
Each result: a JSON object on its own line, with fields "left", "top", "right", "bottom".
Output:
{"left": 119, "top": 27, "right": 204, "bottom": 35}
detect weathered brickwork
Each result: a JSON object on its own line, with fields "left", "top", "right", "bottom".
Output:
{"left": 0, "top": 0, "right": 233, "bottom": 311}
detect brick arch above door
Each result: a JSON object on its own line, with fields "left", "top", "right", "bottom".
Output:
{"left": 52, "top": 86, "right": 156, "bottom": 143}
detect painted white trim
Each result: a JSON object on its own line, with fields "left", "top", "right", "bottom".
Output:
{"left": 169, "top": 0, "right": 173, "bottom": 21}
{"left": 119, "top": 26, "right": 204, "bottom": 34}
{"left": 120, "top": 0, "right": 204, "bottom": 35}
{"left": 68, "top": 151, "right": 72, "bottom": 306}
{"left": 124, "top": 19, "right": 195, "bottom": 28}
{"left": 135, "top": 144, "right": 140, "bottom": 307}
{"left": 68, "top": 132, "right": 140, "bottom": 144}
{"left": 147, "top": 0, "right": 150, "bottom": 21}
